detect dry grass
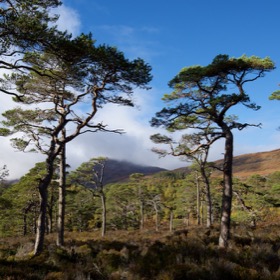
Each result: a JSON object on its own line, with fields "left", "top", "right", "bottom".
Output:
{"left": 0, "top": 221, "right": 279, "bottom": 279}
{"left": 213, "top": 148, "right": 280, "bottom": 178}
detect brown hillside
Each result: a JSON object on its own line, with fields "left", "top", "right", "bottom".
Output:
{"left": 214, "top": 148, "right": 280, "bottom": 178}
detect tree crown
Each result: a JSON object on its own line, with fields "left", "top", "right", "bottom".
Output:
{"left": 152, "top": 54, "right": 274, "bottom": 131}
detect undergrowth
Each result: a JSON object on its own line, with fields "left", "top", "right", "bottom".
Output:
{"left": 0, "top": 223, "right": 279, "bottom": 279}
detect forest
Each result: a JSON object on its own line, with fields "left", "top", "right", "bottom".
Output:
{"left": 0, "top": 1, "right": 279, "bottom": 279}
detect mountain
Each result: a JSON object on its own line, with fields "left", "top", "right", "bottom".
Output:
{"left": 104, "top": 149, "right": 280, "bottom": 185}
{"left": 102, "top": 159, "right": 167, "bottom": 185}
{"left": 7, "top": 149, "right": 280, "bottom": 186}
{"left": 175, "top": 149, "right": 280, "bottom": 179}
{"left": 224, "top": 148, "right": 280, "bottom": 178}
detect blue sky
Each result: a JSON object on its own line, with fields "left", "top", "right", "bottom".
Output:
{"left": 62, "top": 0, "right": 280, "bottom": 156}
{"left": 1, "top": 0, "right": 280, "bottom": 179}
{"left": 62, "top": 0, "right": 280, "bottom": 116}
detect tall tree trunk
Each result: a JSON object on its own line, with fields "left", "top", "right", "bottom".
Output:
{"left": 153, "top": 202, "right": 159, "bottom": 232}
{"left": 48, "top": 187, "right": 54, "bottom": 234}
{"left": 45, "top": 215, "right": 49, "bottom": 234}
{"left": 34, "top": 177, "right": 51, "bottom": 255}
{"left": 195, "top": 171, "right": 201, "bottom": 225}
{"left": 201, "top": 201, "right": 204, "bottom": 225}
{"left": 185, "top": 211, "right": 190, "bottom": 226}
{"left": 219, "top": 129, "right": 233, "bottom": 249}
{"left": 201, "top": 167, "right": 212, "bottom": 228}
{"left": 34, "top": 150, "right": 57, "bottom": 255}
{"left": 33, "top": 205, "right": 37, "bottom": 234}
{"left": 169, "top": 209, "right": 174, "bottom": 232}
{"left": 57, "top": 143, "right": 66, "bottom": 246}
{"left": 140, "top": 199, "right": 144, "bottom": 230}
{"left": 100, "top": 192, "right": 106, "bottom": 237}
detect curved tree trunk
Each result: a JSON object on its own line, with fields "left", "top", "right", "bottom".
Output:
{"left": 219, "top": 129, "right": 233, "bottom": 249}
{"left": 34, "top": 174, "right": 52, "bottom": 255}
{"left": 34, "top": 145, "right": 57, "bottom": 255}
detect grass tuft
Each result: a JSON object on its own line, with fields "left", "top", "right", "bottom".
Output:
{"left": 0, "top": 222, "right": 279, "bottom": 279}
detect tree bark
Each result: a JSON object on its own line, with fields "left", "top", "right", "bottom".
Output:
{"left": 34, "top": 175, "right": 51, "bottom": 255}
{"left": 201, "top": 167, "right": 212, "bottom": 228}
{"left": 195, "top": 171, "right": 201, "bottom": 225}
{"left": 153, "top": 201, "right": 159, "bottom": 232}
{"left": 34, "top": 146, "right": 57, "bottom": 255}
{"left": 57, "top": 143, "right": 66, "bottom": 246}
{"left": 100, "top": 191, "right": 106, "bottom": 237}
{"left": 219, "top": 129, "right": 233, "bottom": 249}
{"left": 140, "top": 199, "right": 144, "bottom": 230}
{"left": 169, "top": 209, "right": 174, "bottom": 232}
{"left": 33, "top": 205, "right": 37, "bottom": 234}
{"left": 185, "top": 211, "right": 190, "bottom": 226}
{"left": 48, "top": 186, "right": 54, "bottom": 234}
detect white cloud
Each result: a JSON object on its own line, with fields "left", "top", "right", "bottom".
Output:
{"left": 51, "top": 5, "right": 81, "bottom": 37}
{"left": 0, "top": 94, "right": 46, "bottom": 179}
{"left": 0, "top": 138, "right": 45, "bottom": 179}
{"left": 0, "top": 87, "right": 185, "bottom": 180}
{"left": 66, "top": 88, "right": 186, "bottom": 172}
{"left": 2, "top": 85, "right": 280, "bottom": 180}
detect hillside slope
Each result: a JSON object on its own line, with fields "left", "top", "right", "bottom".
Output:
{"left": 174, "top": 148, "right": 280, "bottom": 178}
{"left": 211, "top": 148, "right": 280, "bottom": 178}
{"left": 229, "top": 148, "right": 280, "bottom": 177}
{"left": 103, "top": 159, "right": 167, "bottom": 184}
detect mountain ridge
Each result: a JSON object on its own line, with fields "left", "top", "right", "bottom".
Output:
{"left": 174, "top": 148, "right": 280, "bottom": 178}
{"left": 103, "top": 149, "right": 280, "bottom": 184}
{"left": 6, "top": 149, "right": 280, "bottom": 185}
{"left": 102, "top": 159, "right": 167, "bottom": 184}
{"left": 224, "top": 148, "right": 280, "bottom": 177}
